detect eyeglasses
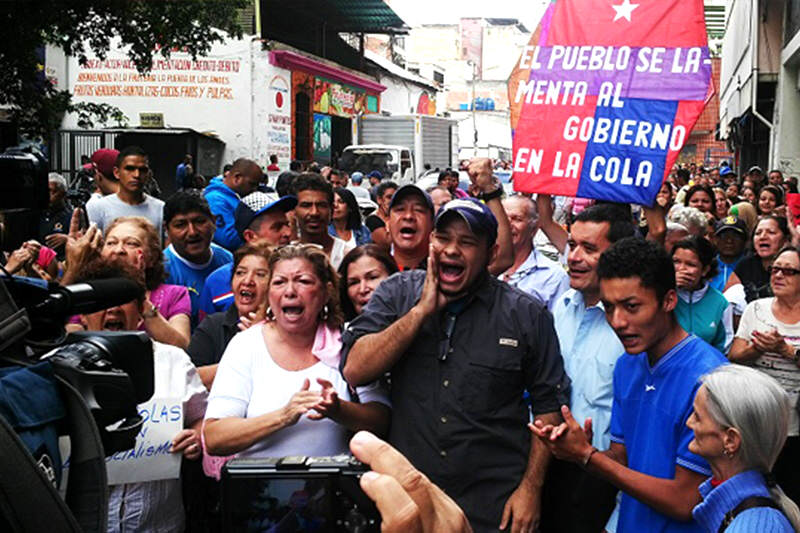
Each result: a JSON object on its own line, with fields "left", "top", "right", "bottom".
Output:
{"left": 273, "top": 242, "right": 325, "bottom": 253}
{"left": 769, "top": 266, "right": 800, "bottom": 277}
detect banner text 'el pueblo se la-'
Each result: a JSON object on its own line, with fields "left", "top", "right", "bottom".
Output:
{"left": 509, "top": 0, "right": 712, "bottom": 205}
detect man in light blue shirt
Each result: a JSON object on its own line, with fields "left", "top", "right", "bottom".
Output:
{"left": 539, "top": 203, "right": 636, "bottom": 533}
{"left": 501, "top": 196, "right": 569, "bottom": 310}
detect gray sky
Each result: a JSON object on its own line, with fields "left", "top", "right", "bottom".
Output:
{"left": 389, "top": 0, "right": 549, "bottom": 32}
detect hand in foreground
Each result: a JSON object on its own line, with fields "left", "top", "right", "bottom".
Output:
{"left": 282, "top": 378, "right": 323, "bottom": 426}
{"left": 64, "top": 222, "right": 102, "bottom": 276}
{"left": 499, "top": 484, "right": 539, "bottom": 533}
{"left": 171, "top": 428, "right": 201, "bottom": 460}
{"left": 349, "top": 431, "right": 472, "bottom": 533}
{"left": 307, "top": 378, "right": 341, "bottom": 421}
{"left": 530, "top": 405, "right": 594, "bottom": 464}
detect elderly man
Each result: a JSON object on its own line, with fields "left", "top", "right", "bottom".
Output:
{"left": 343, "top": 197, "right": 569, "bottom": 532}
{"left": 204, "top": 158, "right": 264, "bottom": 252}
{"left": 501, "top": 195, "right": 569, "bottom": 311}
{"left": 39, "top": 172, "right": 73, "bottom": 259}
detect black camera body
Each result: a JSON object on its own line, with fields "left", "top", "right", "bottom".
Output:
{"left": 221, "top": 455, "right": 379, "bottom": 532}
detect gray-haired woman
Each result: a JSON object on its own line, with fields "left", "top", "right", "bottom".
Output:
{"left": 688, "top": 364, "right": 800, "bottom": 532}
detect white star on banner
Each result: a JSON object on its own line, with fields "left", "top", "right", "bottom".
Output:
{"left": 612, "top": 0, "right": 639, "bottom": 22}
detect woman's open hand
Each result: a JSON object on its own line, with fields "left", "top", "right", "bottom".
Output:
{"left": 308, "top": 378, "right": 341, "bottom": 421}
{"left": 282, "top": 378, "right": 323, "bottom": 426}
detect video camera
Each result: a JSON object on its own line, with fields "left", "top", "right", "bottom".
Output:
{"left": 222, "top": 455, "right": 379, "bottom": 532}
{"left": 0, "top": 145, "right": 49, "bottom": 251}
{"left": 0, "top": 273, "right": 154, "bottom": 532}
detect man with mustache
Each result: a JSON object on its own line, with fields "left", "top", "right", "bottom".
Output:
{"left": 387, "top": 158, "right": 513, "bottom": 274}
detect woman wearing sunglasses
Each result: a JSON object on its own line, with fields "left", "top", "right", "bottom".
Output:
{"left": 729, "top": 245, "right": 800, "bottom": 505}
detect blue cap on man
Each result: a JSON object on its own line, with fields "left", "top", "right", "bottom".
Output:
{"left": 435, "top": 198, "right": 498, "bottom": 245}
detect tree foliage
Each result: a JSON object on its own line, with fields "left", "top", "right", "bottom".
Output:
{"left": 0, "top": 0, "right": 248, "bottom": 138}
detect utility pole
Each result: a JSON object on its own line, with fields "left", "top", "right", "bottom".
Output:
{"left": 469, "top": 60, "right": 478, "bottom": 153}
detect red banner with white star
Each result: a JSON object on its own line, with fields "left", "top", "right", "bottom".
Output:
{"left": 508, "top": 0, "right": 712, "bottom": 205}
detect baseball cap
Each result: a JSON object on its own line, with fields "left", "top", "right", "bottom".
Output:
{"left": 389, "top": 184, "right": 434, "bottom": 215}
{"left": 91, "top": 148, "right": 120, "bottom": 180}
{"left": 435, "top": 197, "right": 498, "bottom": 244}
{"left": 748, "top": 166, "right": 764, "bottom": 174}
{"left": 235, "top": 191, "right": 297, "bottom": 237}
{"left": 719, "top": 166, "right": 735, "bottom": 177}
{"left": 714, "top": 216, "right": 747, "bottom": 237}
{"left": 351, "top": 171, "right": 364, "bottom": 184}
{"left": 367, "top": 170, "right": 383, "bottom": 180}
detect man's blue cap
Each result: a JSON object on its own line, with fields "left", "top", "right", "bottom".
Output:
{"left": 389, "top": 184, "right": 434, "bottom": 216}
{"left": 435, "top": 197, "right": 498, "bottom": 244}
{"left": 235, "top": 191, "right": 297, "bottom": 237}
{"left": 351, "top": 171, "right": 364, "bottom": 184}
{"left": 367, "top": 170, "right": 383, "bottom": 180}
{"left": 719, "top": 166, "right": 735, "bottom": 177}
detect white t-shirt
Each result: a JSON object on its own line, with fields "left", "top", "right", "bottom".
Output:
{"left": 205, "top": 326, "right": 388, "bottom": 458}
{"left": 736, "top": 297, "right": 800, "bottom": 435}
{"left": 86, "top": 193, "right": 165, "bottom": 237}
{"left": 330, "top": 236, "right": 355, "bottom": 270}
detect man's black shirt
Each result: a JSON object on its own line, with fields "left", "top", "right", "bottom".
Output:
{"left": 342, "top": 270, "right": 570, "bottom": 531}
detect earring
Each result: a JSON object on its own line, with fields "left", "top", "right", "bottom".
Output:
{"left": 723, "top": 448, "right": 734, "bottom": 459}
{"left": 320, "top": 304, "right": 329, "bottom": 321}
{"left": 266, "top": 307, "right": 275, "bottom": 321}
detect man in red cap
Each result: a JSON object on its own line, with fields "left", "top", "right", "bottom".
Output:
{"left": 85, "top": 148, "right": 120, "bottom": 213}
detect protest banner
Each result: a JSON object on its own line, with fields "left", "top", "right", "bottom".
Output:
{"left": 509, "top": 0, "right": 713, "bottom": 205}
{"left": 60, "top": 398, "right": 183, "bottom": 487}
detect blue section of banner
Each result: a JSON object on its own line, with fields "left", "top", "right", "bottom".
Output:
{"left": 576, "top": 98, "right": 678, "bottom": 205}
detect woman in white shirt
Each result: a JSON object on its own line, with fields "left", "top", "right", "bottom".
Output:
{"left": 203, "top": 243, "right": 389, "bottom": 458}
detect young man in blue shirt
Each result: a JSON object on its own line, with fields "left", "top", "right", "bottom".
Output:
{"left": 533, "top": 238, "right": 727, "bottom": 533}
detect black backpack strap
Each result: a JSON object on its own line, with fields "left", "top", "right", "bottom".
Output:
{"left": 718, "top": 496, "right": 782, "bottom": 533}
{"left": 0, "top": 375, "right": 108, "bottom": 533}
{"left": 0, "top": 411, "right": 81, "bottom": 533}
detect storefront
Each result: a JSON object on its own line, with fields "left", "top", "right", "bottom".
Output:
{"left": 270, "top": 50, "right": 384, "bottom": 165}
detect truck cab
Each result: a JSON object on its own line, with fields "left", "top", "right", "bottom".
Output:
{"left": 338, "top": 144, "right": 415, "bottom": 184}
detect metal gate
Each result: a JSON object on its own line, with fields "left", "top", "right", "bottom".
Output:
{"left": 49, "top": 130, "right": 118, "bottom": 185}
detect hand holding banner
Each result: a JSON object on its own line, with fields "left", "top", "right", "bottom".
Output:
{"left": 509, "top": 0, "right": 712, "bottom": 206}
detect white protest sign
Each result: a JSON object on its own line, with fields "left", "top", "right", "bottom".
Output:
{"left": 106, "top": 398, "right": 183, "bottom": 485}
{"left": 60, "top": 397, "right": 184, "bottom": 487}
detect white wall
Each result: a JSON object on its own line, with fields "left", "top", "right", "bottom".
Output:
{"left": 376, "top": 74, "right": 435, "bottom": 116}
{"left": 47, "top": 36, "right": 291, "bottom": 167}
{"left": 450, "top": 110, "right": 512, "bottom": 152}
{"left": 772, "top": 30, "right": 800, "bottom": 176}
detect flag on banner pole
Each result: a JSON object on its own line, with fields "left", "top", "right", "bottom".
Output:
{"left": 509, "top": 0, "right": 712, "bottom": 206}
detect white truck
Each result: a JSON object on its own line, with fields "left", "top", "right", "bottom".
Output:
{"left": 339, "top": 114, "right": 459, "bottom": 183}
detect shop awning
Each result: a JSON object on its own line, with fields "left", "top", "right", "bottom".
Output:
{"left": 261, "top": 0, "right": 409, "bottom": 34}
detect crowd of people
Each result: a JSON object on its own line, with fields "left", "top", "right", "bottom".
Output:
{"left": 17, "top": 150, "right": 800, "bottom": 532}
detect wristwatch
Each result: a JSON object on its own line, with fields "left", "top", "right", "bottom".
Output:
{"left": 478, "top": 187, "right": 504, "bottom": 202}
